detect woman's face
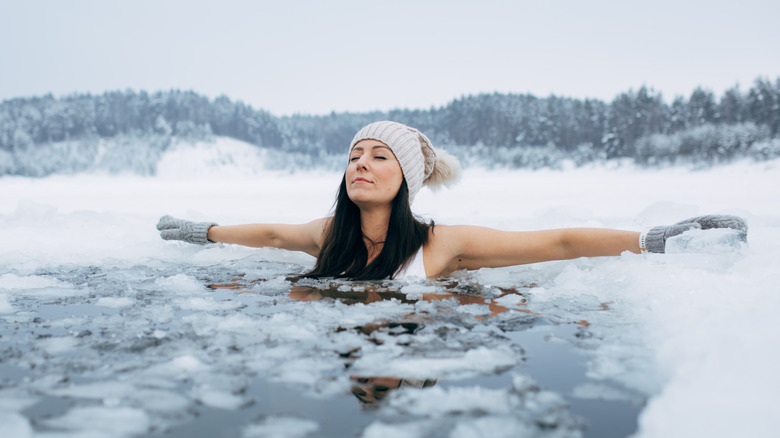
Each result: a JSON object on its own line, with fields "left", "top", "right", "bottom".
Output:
{"left": 346, "top": 140, "right": 404, "bottom": 207}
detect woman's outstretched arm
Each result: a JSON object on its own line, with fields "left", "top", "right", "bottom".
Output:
{"left": 429, "top": 214, "right": 747, "bottom": 276}
{"left": 207, "top": 219, "right": 328, "bottom": 257}
{"left": 429, "top": 226, "right": 640, "bottom": 274}
{"left": 157, "top": 215, "right": 328, "bottom": 258}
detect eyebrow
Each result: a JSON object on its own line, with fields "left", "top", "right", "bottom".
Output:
{"left": 351, "top": 145, "right": 391, "bottom": 153}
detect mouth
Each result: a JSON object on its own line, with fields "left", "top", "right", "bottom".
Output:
{"left": 353, "top": 177, "right": 372, "bottom": 184}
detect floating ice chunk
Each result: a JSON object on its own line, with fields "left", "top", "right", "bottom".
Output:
{"left": 399, "top": 283, "right": 443, "bottom": 296}
{"left": 243, "top": 416, "right": 319, "bottom": 438}
{"left": 664, "top": 228, "right": 747, "bottom": 254}
{"left": 361, "top": 420, "right": 436, "bottom": 438}
{"left": 0, "top": 273, "right": 80, "bottom": 298}
{"left": 254, "top": 276, "right": 292, "bottom": 294}
{"left": 147, "top": 355, "right": 210, "bottom": 377}
{"left": 525, "top": 286, "right": 547, "bottom": 296}
{"left": 191, "top": 385, "right": 248, "bottom": 410}
{"left": 271, "top": 357, "right": 336, "bottom": 386}
{"left": 571, "top": 382, "right": 636, "bottom": 401}
{"left": 153, "top": 274, "right": 205, "bottom": 293}
{"left": 263, "top": 313, "right": 319, "bottom": 342}
{"left": 142, "top": 304, "right": 175, "bottom": 323}
{"left": 12, "top": 286, "right": 86, "bottom": 298}
{"left": 183, "top": 312, "right": 260, "bottom": 337}
{"left": 0, "top": 273, "right": 68, "bottom": 289}
{"left": 0, "top": 389, "right": 39, "bottom": 412}
{"left": 0, "top": 293, "right": 12, "bottom": 313}
{"left": 454, "top": 303, "right": 490, "bottom": 316}
{"left": 47, "top": 381, "right": 135, "bottom": 400}
{"left": 103, "top": 396, "right": 121, "bottom": 407}
{"left": 131, "top": 389, "right": 189, "bottom": 413}
{"left": 176, "top": 297, "right": 244, "bottom": 311}
{"left": 43, "top": 406, "right": 150, "bottom": 437}
{"left": 387, "top": 386, "right": 513, "bottom": 416}
{"left": 494, "top": 293, "right": 526, "bottom": 307}
{"left": 450, "top": 416, "right": 535, "bottom": 438}
{"left": 96, "top": 296, "right": 134, "bottom": 308}
{"left": 170, "top": 355, "right": 209, "bottom": 372}
{"left": 0, "top": 410, "right": 32, "bottom": 438}
{"left": 352, "top": 345, "right": 520, "bottom": 379}
{"left": 36, "top": 336, "right": 79, "bottom": 354}
{"left": 512, "top": 374, "right": 540, "bottom": 393}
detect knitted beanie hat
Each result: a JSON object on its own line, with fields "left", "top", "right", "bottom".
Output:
{"left": 349, "top": 121, "right": 461, "bottom": 202}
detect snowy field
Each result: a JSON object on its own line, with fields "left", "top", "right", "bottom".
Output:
{"left": 1, "top": 141, "right": 780, "bottom": 438}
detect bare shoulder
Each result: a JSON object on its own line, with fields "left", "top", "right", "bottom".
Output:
{"left": 305, "top": 217, "right": 332, "bottom": 247}
{"left": 424, "top": 225, "right": 477, "bottom": 277}
{"left": 429, "top": 224, "right": 503, "bottom": 247}
{"left": 427, "top": 224, "right": 483, "bottom": 250}
{"left": 307, "top": 217, "right": 331, "bottom": 230}
{"left": 430, "top": 224, "right": 485, "bottom": 237}
{"left": 428, "top": 224, "right": 511, "bottom": 256}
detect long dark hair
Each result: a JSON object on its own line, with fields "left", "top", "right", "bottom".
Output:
{"left": 305, "top": 176, "right": 432, "bottom": 280}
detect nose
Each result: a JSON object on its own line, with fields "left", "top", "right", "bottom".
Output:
{"left": 354, "top": 154, "right": 369, "bottom": 170}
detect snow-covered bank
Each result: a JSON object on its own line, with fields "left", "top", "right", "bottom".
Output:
{"left": 1, "top": 159, "right": 779, "bottom": 437}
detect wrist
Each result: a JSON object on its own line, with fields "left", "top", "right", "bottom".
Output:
{"left": 638, "top": 231, "right": 648, "bottom": 254}
{"left": 205, "top": 224, "right": 218, "bottom": 243}
{"left": 187, "top": 221, "right": 218, "bottom": 245}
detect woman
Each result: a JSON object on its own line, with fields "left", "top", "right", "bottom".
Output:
{"left": 157, "top": 121, "right": 747, "bottom": 280}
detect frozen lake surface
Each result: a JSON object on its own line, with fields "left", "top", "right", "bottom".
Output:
{"left": 1, "top": 156, "right": 780, "bottom": 438}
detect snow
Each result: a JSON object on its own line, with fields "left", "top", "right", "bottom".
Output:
{"left": 156, "top": 138, "right": 270, "bottom": 180}
{"left": 1, "top": 153, "right": 779, "bottom": 437}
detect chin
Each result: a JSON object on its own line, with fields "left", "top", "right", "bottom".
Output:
{"left": 349, "top": 195, "right": 391, "bottom": 207}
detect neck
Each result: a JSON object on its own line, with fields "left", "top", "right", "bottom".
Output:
{"left": 359, "top": 205, "right": 392, "bottom": 261}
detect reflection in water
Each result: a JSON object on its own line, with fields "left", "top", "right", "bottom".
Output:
{"left": 350, "top": 376, "right": 438, "bottom": 408}
{"left": 286, "top": 283, "right": 533, "bottom": 321}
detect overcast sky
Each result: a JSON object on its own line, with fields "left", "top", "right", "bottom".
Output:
{"left": 2, "top": 0, "right": 778, "bottom": 115}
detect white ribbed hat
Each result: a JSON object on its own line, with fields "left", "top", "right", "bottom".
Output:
{"left": 349, "top": 121, "right": 460, "bottom": 202}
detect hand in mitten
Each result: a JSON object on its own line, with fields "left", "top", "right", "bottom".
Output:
{"left": 156, "top": 215, "right": 218, "bottom": 245}
{"left": 644, "top": 215, "right": 747, "bottom": 253}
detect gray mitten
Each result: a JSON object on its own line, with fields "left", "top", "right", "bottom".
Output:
{"left": 644, "top": 215, "right": 747, "bottom": 253}
{"left": 156, "top": 215, "right": 218, "bottom": 245}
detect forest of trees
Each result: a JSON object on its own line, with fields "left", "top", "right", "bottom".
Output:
{"left": 1, "top": 77, "right": 778, "bottom": 176}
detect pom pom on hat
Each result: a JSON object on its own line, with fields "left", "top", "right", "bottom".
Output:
{"left": 424, "top": 148, "right": 461, "bottom": 190}
{"left": 350, "top": 121, "right": 460, "bottom": 201}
